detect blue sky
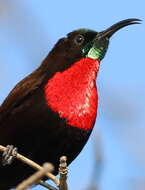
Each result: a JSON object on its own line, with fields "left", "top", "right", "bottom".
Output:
{"left": 0, "top": 0, "right": 145, "bottom": 190}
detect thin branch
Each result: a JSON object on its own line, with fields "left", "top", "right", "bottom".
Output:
{"left": 0, "top": 145, "right": 69, "bottom": 190}
{"left": 59, "top": 156, "right": 68, "bottom": 190}
{"left": 39, "top": 156, "right": 69, "bottom": 190}
{"left": 16, "top": 163, "right": 53, "bottom": 190}
{"left": 0, "top": 145, "right": 59, "bottom": 186}
{"left": 39, "top": 180, "right": 58, "bottom": 190}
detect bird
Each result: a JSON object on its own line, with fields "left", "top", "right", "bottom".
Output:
{"left": 0, "top": 18, "right": 141, "bottom": 189}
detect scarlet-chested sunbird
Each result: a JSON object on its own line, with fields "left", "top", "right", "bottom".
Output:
{"left": 0, "top": 18, "right": 141, "bottom": 189}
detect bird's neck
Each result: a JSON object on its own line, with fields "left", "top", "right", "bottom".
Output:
{"left": 44, "top": 58, "right": 100, "bottom": 131}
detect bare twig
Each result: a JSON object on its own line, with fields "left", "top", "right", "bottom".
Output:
{"left": 0, "top": 145, "right": 59, "bottom": 186}
{"left": 59, "top": 156, "right": 68, "bottom": 190}
{"left": 0, "top": 145, "right": 70, "bottom": 190}
{"left": 39, "top": 156, "right": 69, "bottom": 190}
{"left": 16, "top": 163, "right": 53, "bottom": 190}
{"left": 39, "top": 180, "right": 58, "bottom": 190}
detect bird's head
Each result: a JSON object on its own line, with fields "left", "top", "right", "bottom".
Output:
{"left": 48, "top": 18, "right": 141, "bottom": 72}
{"left": 42, "top": 18, "right": 141, "bottom": 78}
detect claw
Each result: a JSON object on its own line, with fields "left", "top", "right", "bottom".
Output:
{"left": 2, "top": 145, "right": 17, "bottom": 166}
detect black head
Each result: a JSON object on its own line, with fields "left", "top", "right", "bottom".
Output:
{"left": 45, "top": 18, "right": 141, "bottom": 72}
{"left": 48, "top": 29, "right": 97, "bottom": 63}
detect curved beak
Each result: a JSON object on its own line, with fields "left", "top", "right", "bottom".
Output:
{"left": 86, "top": 18, "right": 141, "bottom": 60}
{"left": 97, "top": 18, "right": 141, "bottom": 40}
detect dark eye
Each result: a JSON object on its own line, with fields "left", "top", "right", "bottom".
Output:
{"left": 74, "top": 34, "right": 84, "bottom": 45}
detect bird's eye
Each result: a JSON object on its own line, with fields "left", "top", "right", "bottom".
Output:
{"left": 74, "top": 35, "right": 84, "bottom": 45}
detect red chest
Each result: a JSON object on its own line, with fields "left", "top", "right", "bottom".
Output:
{"left": 44, "top": 58, "right": 99, "bottom": 131}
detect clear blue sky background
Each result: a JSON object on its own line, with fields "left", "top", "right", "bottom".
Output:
{"left": 0, "top": 1, "right": 145, "bottom": 190}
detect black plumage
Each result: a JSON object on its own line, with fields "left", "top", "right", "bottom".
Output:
{"left": 0, "top": 30, "right": 96, "bottom": 189}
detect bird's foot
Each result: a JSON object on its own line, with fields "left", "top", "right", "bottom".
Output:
{"left": 2, "top": 145, "right": 17, "bottom": 166}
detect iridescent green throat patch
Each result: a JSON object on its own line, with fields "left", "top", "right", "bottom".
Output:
{"left": 82, "top": 38, "right": 109, "bottom": 60}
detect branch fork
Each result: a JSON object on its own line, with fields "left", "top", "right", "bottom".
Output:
{"left": 0, "top": 145, "right": 68, "bottom": 190}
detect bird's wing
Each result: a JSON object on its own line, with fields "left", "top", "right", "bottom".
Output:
{"left": 0, "top": 68, "right": 46, "bottom": 122}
